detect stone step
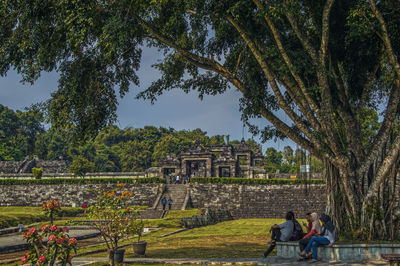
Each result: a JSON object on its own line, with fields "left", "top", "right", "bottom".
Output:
{"left": 154, "top": 184, "right": 189, "bottom": 211}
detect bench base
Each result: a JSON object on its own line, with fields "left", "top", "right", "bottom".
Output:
{"left": 276, "top": 241, "right": 400, "bottom": 261}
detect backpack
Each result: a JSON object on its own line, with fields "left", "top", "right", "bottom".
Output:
{"left": 290, "top": 219, "right": 304, "bottom": 241}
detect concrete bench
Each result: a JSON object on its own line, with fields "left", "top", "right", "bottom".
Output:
{"left": 276, "top": 241, "right": 400, "bottom": 262}
{"left": 381, "top": 254, "right": 400, "bottom": 266}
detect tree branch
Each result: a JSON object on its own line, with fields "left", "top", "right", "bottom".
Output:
{"left": 358, "top": 81, "right": 400, "bottom": 177}
{"left": 369, "top": 0, "right": 400, "bottom": 80}
{"left": 252, "top": 0, "right": 323, "bottom": 123}
{"left": 357, "top": 63, "right": 379, "bottom": 115}
{"left": 313, "top": 0, "right": 344, "bottom": 157}
{"left": 362, "top": 132, "right": 400, "bottom": 216}
{"left": 235, "top": 44, "right": 247, "bottom": 75}
{"left": 283, "top": 1, "right": 319, "bottom": 64}
{"left": 138, "top": 15, "right": 322, "bottom": 157}
{"left": 319, "top": 0, "right": 335, "bottom": 65}
{"left": 226, "top": 14, "right": 316, "bottom": 143}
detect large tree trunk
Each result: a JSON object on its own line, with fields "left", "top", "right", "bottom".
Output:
{"left": 326, "top": 155, "right": 400, "bottom": 240}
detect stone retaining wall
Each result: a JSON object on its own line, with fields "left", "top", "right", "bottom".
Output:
{"left": 189, "top": 183, "right": 326, "bottom": 218}
{"left": 0, "top": 183, "right": 326, "bottom": 218}
{"left": 0, "top": 184, "right": 161, "bottom": 207}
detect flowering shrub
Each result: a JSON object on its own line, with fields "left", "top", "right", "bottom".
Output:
{"left": 86, "top": 183, "right": 142, "bottom": 266}
{"left": 42, "top": 200, "right": 61, "bottom": 224}
{"left": 21, "top": 225, "right": 77, "bottom": 266}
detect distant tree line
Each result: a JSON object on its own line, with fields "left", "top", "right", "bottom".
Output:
{"left": 0, "top": 104, "right": 325, "bottom": 173}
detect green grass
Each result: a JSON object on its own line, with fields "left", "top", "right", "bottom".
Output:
{"left": 75, "top": 216, "right": 313, "bottom": 260}
{"left": 0, "top": 207, "right": 297, "bottom": 260}
{"left": 0, "top": 206, "right": 83, "bottom": 229}
{"left": 75, "top": 218, "right": 288, "bottom": 259}
{"left": 164, "top": 209, "right": 202, "bottom": 219}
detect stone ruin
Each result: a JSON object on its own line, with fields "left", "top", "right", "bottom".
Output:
{"left": 181, "top": 209, "right": 233, "bottom": 229}
{"left": 158, "top": 139, "right": 266, "bottom": 179}
{"left": 0, "top": 156, "right": 68, "bottom": 174}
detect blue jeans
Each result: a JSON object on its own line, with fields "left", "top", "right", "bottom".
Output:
{"left": 304, "top": 236, "right": 330, "bottom": 259}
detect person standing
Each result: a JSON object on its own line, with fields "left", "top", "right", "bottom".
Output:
{"left": 168, "top": 198, "right": 173, "bottom": 210}
{"left": 161, "top": 196, "right": 167, "bottom": 211}
{"left": 263, "top": 211, "right": 295, "bottom": 257}
{"left": 176, "top": 175, "right": 180, "bottom": 184}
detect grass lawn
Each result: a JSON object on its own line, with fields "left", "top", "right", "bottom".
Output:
{"left": 1, "top": 207, "right": 303, "bottom": 261}
{"left": 0, "top": 206, "right": 83, "bottom": 229}
{"left": 77, "top": 218, "right": 289, "bottom": 259}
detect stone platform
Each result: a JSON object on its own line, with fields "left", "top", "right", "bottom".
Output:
{"left": 277, "top": 241, "right": 400, "bottom": 261}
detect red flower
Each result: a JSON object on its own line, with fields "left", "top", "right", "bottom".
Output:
{"left": 81, "top": 204, "right": 87, "bottom": 209}
{"left": 38, "top": 255, "right": 45, "bottom": 263}
{"left": 48, "top": 234, "right": 56, "bottom": 242}
{"left": 68, "top": 238, "right": 77, "bottom": 246}
{"left": 53, "top": 200, "right": 59, "bottom": 207}
{"left": 56, "top": 237, "right": 64, "bottom": 244}
{"left": 28, "top": 227, "right": 37, "bottom": 235}
{"left": 21, "top": 256, "right": 26, "bottom": 263}
{"left": 41, "top": 224, "right": 49, "bottom": 232}
{"left": 49, "top": 225, "right": 57, "bottom": 231}
{"left": 62, "top": 227, "right": 69, "bottom": 233}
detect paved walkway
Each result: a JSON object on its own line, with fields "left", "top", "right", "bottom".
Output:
{"left": 0, "top": 229, "right": 99, "bottom": 253}
{"left": 71, "top": 256, "right": 390, "bottom": 265}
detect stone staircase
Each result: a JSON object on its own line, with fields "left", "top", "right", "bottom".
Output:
{"left": 156, "top": 184, "right": 189, "bottom": 211}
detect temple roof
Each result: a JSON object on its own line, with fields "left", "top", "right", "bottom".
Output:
{"left": 234, "top": 139, "right": 251, "bottom": 152}
{"left": 159, "top": 153, "right": 180, "bottom": 165}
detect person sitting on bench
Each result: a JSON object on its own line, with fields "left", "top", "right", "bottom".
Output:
{"left": 298, "top": 212, "right": 321, "bottom": 261}
{"left": 299, "top": 214, "right": 335, "bottom": 262}
{"left": 263, "top": 211, "right": 295, "bottom": 257}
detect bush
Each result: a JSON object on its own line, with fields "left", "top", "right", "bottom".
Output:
{"left": 0, "top": 177, "right": 164, "bottom": 185}
{"left": 32, "top": 167, "right": 43, "bottom": 179}
{"left": 69, "top": 156, "right": 95, "bottom": 177}
{"left": 191, "top": 177, "right": 325, "bottom": 185}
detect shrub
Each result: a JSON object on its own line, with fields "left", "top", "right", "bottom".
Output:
{"left": 69, "top": 156, "right": 95, "bottom": 177}
{"left": 21, "top": 225, "right": 77, "bottom": 266}
{"left": 0, "top": 177, "right": 164, "bottom": 185}
{"left": 32, "top": 167, "right": 43, "bottom": 179}
{"left": 42, "top": 200, "right": 61, "bottom": 224}
{"left": 85, "top": 183, "right": 142, "bottom": 265}
{"left": 191, "top": 177, "right": 325, "bottom": 185}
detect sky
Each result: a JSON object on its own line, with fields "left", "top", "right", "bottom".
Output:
{"left": 0, "top": 47, "right": 295, "bottom": 153}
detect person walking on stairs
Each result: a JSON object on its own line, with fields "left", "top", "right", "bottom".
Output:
{"left": 161, "top": 196, "right": 167, "bottom": 211}
{"left": 168, "top": 198, "right": 173, "bottom": 210}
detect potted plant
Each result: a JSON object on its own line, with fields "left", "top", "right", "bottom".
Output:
{"left": 85, "top": 183, "right": 137, "bottom": 265}
{"left": 127, "top": 217, "right": 146, "bottom": 256}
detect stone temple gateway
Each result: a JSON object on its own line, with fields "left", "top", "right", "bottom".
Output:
{"left": 157, "top": 140, "right": 266, "bottom": 179}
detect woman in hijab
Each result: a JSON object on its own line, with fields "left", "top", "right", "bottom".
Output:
{"left": 298, "top": 212, "right": 322, "bottom": 259}
{"left": 299, "top": 214, "right": 335, "bottom": 263}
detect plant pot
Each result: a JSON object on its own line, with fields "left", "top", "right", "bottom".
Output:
{"left": 133, "top": 241, "right": 147, "bottom": 256}
{"left": 114, "top": 249, "right": 125, "bottom": 263}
